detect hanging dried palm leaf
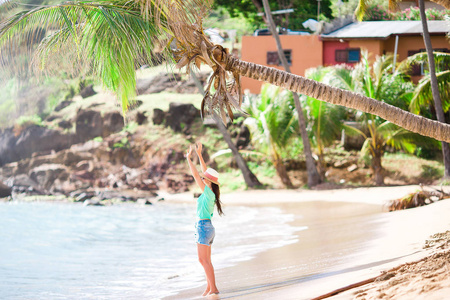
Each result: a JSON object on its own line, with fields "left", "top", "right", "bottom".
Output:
{"left": 169, "top": 18, "right": 247, "bottom": 124}
{"left": 387, "top": 185, "right": 450, "bottom": 211}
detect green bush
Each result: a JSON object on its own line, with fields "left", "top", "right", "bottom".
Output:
{"left": 16, "top": 115, "right": 43, "bottom": 127}
{"left": 415, "top": 146, "right": 437, "bottom": 159}
{"left": 420, "top": 165, "right": 442, "bottom": 180}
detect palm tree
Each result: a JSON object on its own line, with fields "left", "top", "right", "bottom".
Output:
{"left": 301, "top": 66, "right": 347, "bottom": 177}
{"left": 190, "top": 69, "right": 262, "bottom": 188}
{"left": 261, "top": 0, "right": 321, "bottom": 187}
{"left": 402, "top": 52, "right": 450, "bottom": 115}
{"left": 332, "top": 52, "right": 427, "bottom": 185}
{"left": 2, "top": 0, "right": 450, "bottom": 144}
{"left": 346, "top": 117, "right": 428, "bottom": 185}
{"left": 244, "top": 84, "right": 297, "bottom": 188}
{"left": 356, "top": 0, "right": 450, "bottom": 177}
{"left": 418, "top": 0, "right": 450, "bottom": 178}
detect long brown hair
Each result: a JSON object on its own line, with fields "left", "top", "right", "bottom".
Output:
{"left": 211, "top": 183, "right": 224, "bottom": 216}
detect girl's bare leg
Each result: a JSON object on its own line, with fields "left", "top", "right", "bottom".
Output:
{"left": 197, "top": 243, "right": 219, "bottom": 296}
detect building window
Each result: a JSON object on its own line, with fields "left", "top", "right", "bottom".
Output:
{"left": 335, "top": 48, "right": 361, "bottom": 63}
{"left": 266, "top": 50, "right": 292, "bottom": 66}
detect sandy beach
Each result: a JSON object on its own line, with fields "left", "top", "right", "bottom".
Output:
{"left": 165, "top": 185, "right": 450, "bottom": 300}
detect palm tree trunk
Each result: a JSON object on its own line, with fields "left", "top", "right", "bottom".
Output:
{"left": 224, "top": 57, "right": 450, "bottom": 143}
{"left": 191, "top": 70, "right": 263, "bottom": 188}
{"left": 371, "top": 149, "right": 384, "bottom": 186}
{"left": 212, "top": 113, "right": 263, "bottom": 188}
{"left": 273, "top": 153, "right": 294, "bottom": 189}
{"left": 418, "top": 0, "right": 450, "bottom": 178}
{"left": 261, "top": 0, "right": 322, "bottom": 187}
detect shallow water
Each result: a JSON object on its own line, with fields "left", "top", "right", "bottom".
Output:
{"left": 0, "top": 201, "right": 305, "bottom": 299}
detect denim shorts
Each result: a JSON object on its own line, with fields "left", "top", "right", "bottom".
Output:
{"left": 195, "top": 219, "right": 215, "bottom": 246}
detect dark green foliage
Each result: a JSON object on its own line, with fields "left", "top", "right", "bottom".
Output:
{"left": 214, "top": 0, "right": 333, "bottom": 30}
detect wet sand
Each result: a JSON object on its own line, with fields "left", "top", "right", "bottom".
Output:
{"left": 164, "top": 185, "right": 450, "bottom": 300}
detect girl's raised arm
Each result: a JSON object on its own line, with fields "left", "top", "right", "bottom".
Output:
{"left": 186, "top": 145, "right": 205, "bottom": 191}
{"left": 195, "top": 142, "right": 207, "bottom": 173}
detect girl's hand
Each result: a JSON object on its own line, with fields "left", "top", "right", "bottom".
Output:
{"left": 195, "top": 142, "right": 202, "bottom": 154}
{"left": 185, "top": 146, "right": 193, "bottom": 159}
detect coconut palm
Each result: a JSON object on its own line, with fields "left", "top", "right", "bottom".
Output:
{"left": 417, "top": 0, "right": 450, "bottom": 179}
{"left": 402, "top": 52, "right": 450, "bottom": 115}
{"left": 356, "top": 0, "right": 450, "bottom": 177}
{"left": 190, "top": 69, "right": 262, "bottom": 188}
{"left": 261, "top": 0, "right": 321, "bottom": 187}
{"left": 332, "top": 52, "right": 431, "bottom": 185}
{"left": 244, "top": 84, "right": 297, "bottom": 188}
{"left": 346, "top": 117, "right": 429, "bottom": 185}
{"left": 301, "top": 66, "right": 346, "bottom": 176}
{"left": 2, "top": 0, "right": 450, "bottom": 144}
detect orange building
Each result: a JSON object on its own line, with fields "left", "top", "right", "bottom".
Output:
{"left": 241, "top": 35, "right": 323, "bottom": 94}
{"left": 241, "top": 21, "right": 449, "bottom": 93}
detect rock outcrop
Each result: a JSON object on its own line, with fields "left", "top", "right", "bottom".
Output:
{"left": 0, "top": 125, "right": 75, "bottom": 166}
{"left": 79, "top": 84, "right": 96, "bottom": 98}
{"left": 0, "top": 181, "right": 11, "bottom": 198}
{"left": 164, "top": 103, "right": 200, "bottom": 133}
{"left": 102, "top": 112, "right": 124, "bottom": 137}
{"left": 75, "top": 110, "right": 103, "bottom": 140}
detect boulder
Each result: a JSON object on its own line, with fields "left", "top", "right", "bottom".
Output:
{"left": 58, "top": 120, "right": 72, "bottom": 130}
{"left": 152, "top": 109, "right": 165, "bottom": 125}
{"left": 146, "top": 73, "right": 182, "bottom": 94}
{"left": 0, "top": 181, "right": 12, "bottom": 198}
{"left": 137, "top": 198, "right": 153, "bottom": 205}
{"left": 79, "top": 84, "right": 96, "bottom": 98}
{"left": 29, "top": 164, "right": 69, "bottom": 190}
{"left": 54, "top": 100, "right": 72, "bottom": 112}
{"left": 136, "top": 78, "right": 156, "bottom": 95}
{"left": 75, "top": 110, "right": 103, "bottom": 141}
{"left": 102, "top": 112, "right": 124, "bottom": 137}
{"left": 165, "top": 103, "right": 199, "bottom": 132}
{"left": 0, "top": 125, "right": 75, "bottom": 166}
{"left": 135, "top": 111, "right": 148, "bottom": 125}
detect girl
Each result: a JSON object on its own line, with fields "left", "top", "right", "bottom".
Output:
{"left": 185, "top": 142, "right": 224, "bottom": 297}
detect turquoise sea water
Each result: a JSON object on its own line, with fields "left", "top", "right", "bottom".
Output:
{"left": 0, "top": 201, "right": 304, "bottom": 299}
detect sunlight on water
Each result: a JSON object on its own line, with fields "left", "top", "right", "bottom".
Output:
{"left": 0, "top": 201, "right": 305, "bottom": 299}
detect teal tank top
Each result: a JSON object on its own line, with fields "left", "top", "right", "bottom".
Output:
{"left": 197, "top": 186, "right": 215, "bottom": 219}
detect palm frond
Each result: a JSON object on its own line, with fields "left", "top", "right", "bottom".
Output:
{"left": 0, "top": 0, "right": 213, "bottom": 115}
{"left": 355, "top": 0, "right": 367, "bottom": 22}
{"left": 410, "top": 70, "right": 450, "bottom": 114}
{"left": 343, "top": 123, "right": 367, "bottom": 139}
{"left": 360, "top": 138, "right": 372, "bottom": 157}
{"left": 399, "top": 51, "right": 450, "bottom": 74}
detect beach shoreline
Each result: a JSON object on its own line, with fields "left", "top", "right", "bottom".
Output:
{"left": 165, "top": 185, "right": 450, "bottom": 300}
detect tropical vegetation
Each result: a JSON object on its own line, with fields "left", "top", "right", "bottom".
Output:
{"left": 2, "top": 0, "right": 450, "bottom": 143}
{"left": 301, "top": 67, "right": 346, "bottom": 177}
{"left": 244, "top": 84, "right": 298, "bottom": 188}
{"left": 0, "top": 0, "right": 449, "bottom": 190}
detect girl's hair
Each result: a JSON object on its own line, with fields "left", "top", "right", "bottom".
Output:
{"left": 211, "top": 183, "right": 224, "bottom": 216}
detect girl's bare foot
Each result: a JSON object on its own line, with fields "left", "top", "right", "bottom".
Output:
{"left": 202, "top": 288, "right": 210, "bottom": 297}
{"left": 207, "top": 290, "right": 219, "bottom": 295}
